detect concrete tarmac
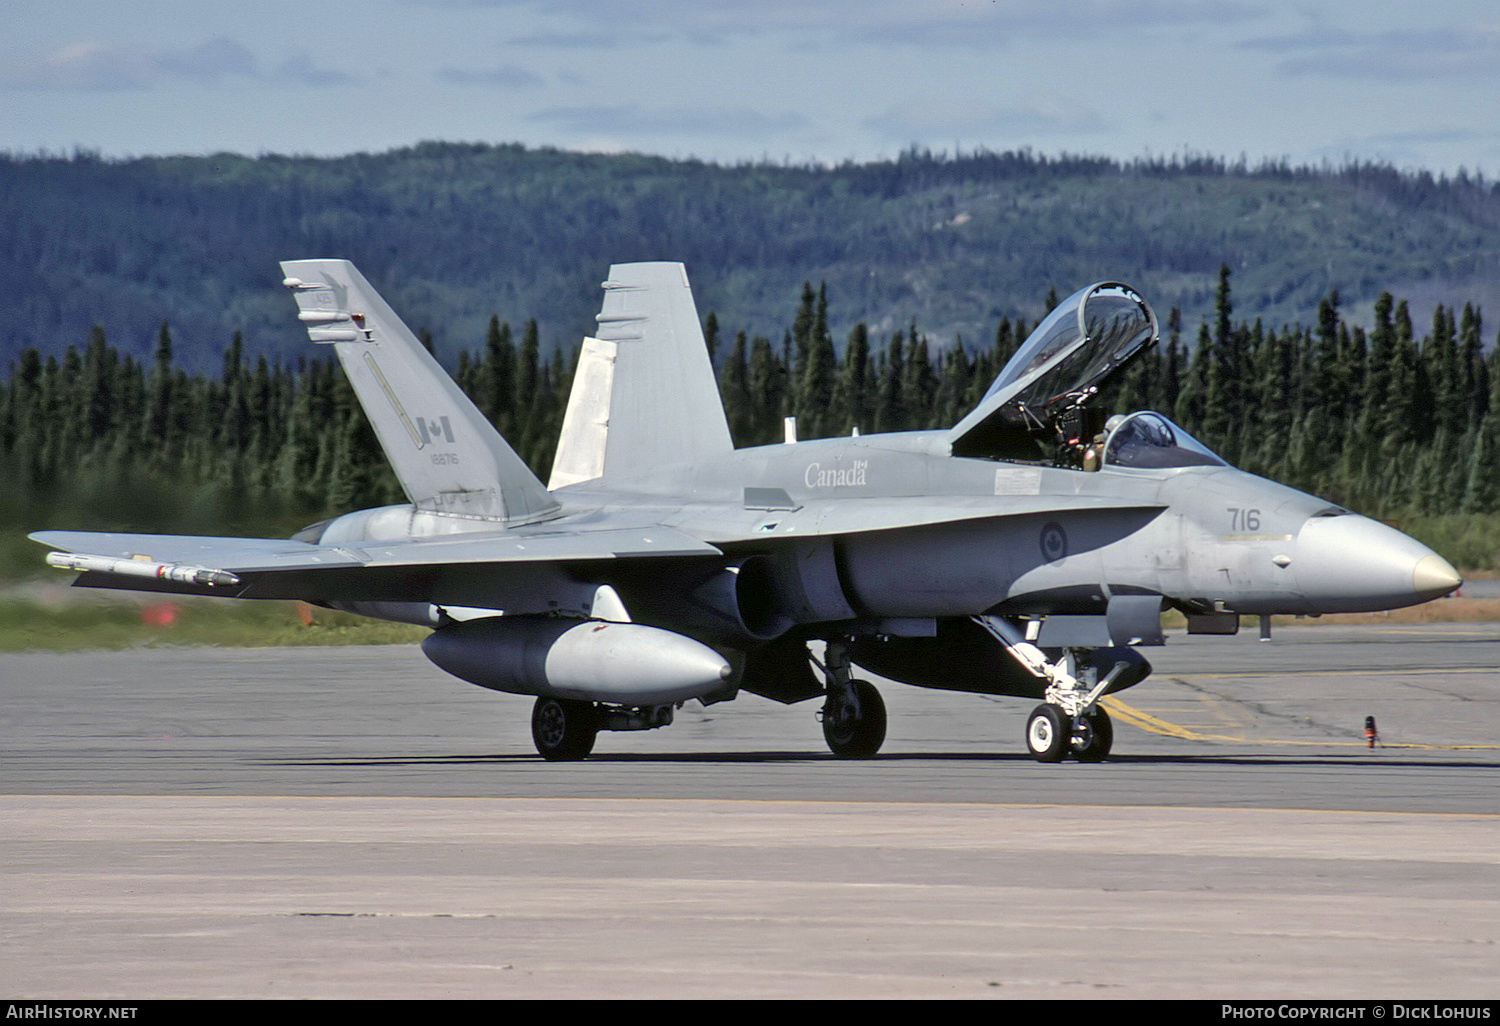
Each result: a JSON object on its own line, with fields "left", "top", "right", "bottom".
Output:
{"left": 3, "top": 623, "right": 1498, "bottom": 999}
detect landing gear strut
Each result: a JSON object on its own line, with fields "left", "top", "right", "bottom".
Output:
{"left": 976, "top": 617, "right": 1128, "bottom": 763}
{"left": 817, "top": 641, "right": 887, "bottom": 758}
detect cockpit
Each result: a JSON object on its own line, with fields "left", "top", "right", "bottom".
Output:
{"left": 1101, "top": 411, "right": 1225, "bottom": 470}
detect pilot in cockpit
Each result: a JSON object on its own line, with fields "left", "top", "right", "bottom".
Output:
{"left": 1083, "top": 413, "right": 1125, "bottom": 472}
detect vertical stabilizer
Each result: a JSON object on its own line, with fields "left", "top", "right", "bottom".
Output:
{"left": 280, "top": 259, "right": 559, "bottom": 525}
{"left": 549, "top": 262, "right": 733, "bottom": 490}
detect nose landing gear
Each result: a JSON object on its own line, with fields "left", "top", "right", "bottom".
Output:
{"left": 972, "top": 615, "right": 1129, "bottom": 763}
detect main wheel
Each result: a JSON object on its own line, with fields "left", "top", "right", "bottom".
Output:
{"left": 822, "top": 679, "right": 887, "bottom": 758}
{"left": 1071, "top": 706, "right": 1114, "bottom": 763}
{"left": 1025, "top": 704, "right": 1070, "bottom": 763}
{"left": 531, "top": 697, "right": 599, "bottom": 761}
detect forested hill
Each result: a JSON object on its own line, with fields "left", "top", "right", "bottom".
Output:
{"left": 3, "top": 142, "right": 1498, "bottom": 370}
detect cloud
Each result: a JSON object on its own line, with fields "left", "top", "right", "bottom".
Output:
{"left": 1243, "top": 23, "right": 1500, "bottom": 80}
{"left": 0, "top": 37, "right": 265, "bottom": 90}
{"left": 865, "top": 97, "right": 1105, "bottom": 145}
{"left": 435, "top": 64, "right": 545, "bottom": 87}
{"left": 278, "top": 53, "right": 358, "bottom": 88}
{"left": 529, "top": 104, "right": 807, "bottom": 138}
{"left": 153, "top": 38, "right": 258, "bottom": 83}
{"left": 430, "top": 0, "right": 1259, "bottom": 49}
{"left": 505, "top": 31, "right": 632, "bottom": 50}
{"left": 0, "top": 37, "right": 359, "bottom": 91}
{"left": 0, "top": 41, "right": 161, "bottom": 90}
{"left": 844, "top": 0, "right": 1260, "bottom": 48}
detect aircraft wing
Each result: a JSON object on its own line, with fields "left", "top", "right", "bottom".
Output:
{"left": 31, "top": 526, "right": 722, "bottom": 602}
{"left": 35, "top": 493, "right": 1157, "bottom": 600}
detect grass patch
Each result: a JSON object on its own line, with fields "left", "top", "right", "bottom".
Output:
{"left": 1, "top": 530, "right": 51, "bottom": 582}
{"left": 1389, "top": 513, "right": 1500, "bottom": 575}
{"left": 0, "top": 595, "right": 427, "bottom": 652}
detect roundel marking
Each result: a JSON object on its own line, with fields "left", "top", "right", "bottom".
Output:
{"left": 1040, "top": 521, "right": 1068, "bottom": 563}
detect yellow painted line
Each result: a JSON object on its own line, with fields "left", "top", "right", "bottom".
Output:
{"left": 1172, "top": 666, "right": 1497, "bottom": 681}
{"left": 1100, "top": 696, "right": 1243, "bottom": 741}
{"left": 1098, "top": 695, "right": 1500, "bottom": 750}
{"left": 1360, "top": 628, "right": 1500, "bottom": 636}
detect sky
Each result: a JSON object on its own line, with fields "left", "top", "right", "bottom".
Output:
{"left": 2, "top": 1, "right": 1497, "bottom": 176}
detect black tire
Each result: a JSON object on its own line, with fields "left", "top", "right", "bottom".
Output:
{"left": 1025, "top": 704, "right": 1070, "bottom": 763}
{"left": 1072, "top": 706, "right": 1114, "bottom": 763}
{"left": 822, "top": 679, "right": 887, "bottom": 758}
{"left": 531, "top": 697, "right": 599, "bottom": 761}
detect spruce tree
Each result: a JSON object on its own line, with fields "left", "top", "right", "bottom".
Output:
{"left": 873, "top": 331, "right": 905, "bottom": 433}
{"left": 481, "top": 315, "right": 515, "bottom": 434}
{"left": 796, "top": 284, "right": 837, "bottom": 437}
{"left": 832, "top": 323, "right": 871, "bottom": 436}
{"left": 747, "top": 336, "right": 785, "bottom": 445}
{"left": 901, "top": 327, "right": 936, "bottom": 429}
{"left": 143, "top": 322, "right": 174, "bottom": 461}
{"left": 719, "top": 330, "right": 753, "bottom": 445}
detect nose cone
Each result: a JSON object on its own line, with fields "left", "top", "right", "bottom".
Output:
{"left": 1413, "top": 553, "right": 1464, "bottom": 598}
{"left": 1294, "top": 515, "right": 1461, "bottom": 613}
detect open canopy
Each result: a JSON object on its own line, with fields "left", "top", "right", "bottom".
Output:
{"left": 950, "top": 282, "right": 1159, "bottom": 459}
{"left": 985, "top": 282, "right": 1158, "bottom": 427}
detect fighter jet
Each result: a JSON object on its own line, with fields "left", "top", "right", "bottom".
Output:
{"left": 33, "top": 261, "right": 1462, "bottom": 762}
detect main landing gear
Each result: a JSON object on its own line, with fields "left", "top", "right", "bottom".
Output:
{"left": 531, "top": 697, "right": 598, "bottom": 761}
{"left": 529, "top": 697, "right": 675, "bottom": 761}
{"left": 817, "top": 641, "right": 887, "bottom": 758}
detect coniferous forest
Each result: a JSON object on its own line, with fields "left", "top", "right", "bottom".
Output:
{"left": 3, "top": 263, "right": 1498, "bottom": 573}
{"left": 4, "top": 144, "right": 1500, "bottom": 574}
{"left": 5, "top": 143, "right": 1499, "bottom": 372}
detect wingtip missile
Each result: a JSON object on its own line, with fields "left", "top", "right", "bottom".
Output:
{"left": 45, "top": 551, "right": 241, "bottom": 588}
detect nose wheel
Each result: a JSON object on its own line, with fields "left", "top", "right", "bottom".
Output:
{"left": 1025, "top": 703, "right": 1114, "bottom": 763}
{"left": 1071, "top": 705, "right": 1114, "bottom": 762}
{"left": 1025, "top": 704, "right": 1070, "bottom": 762}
